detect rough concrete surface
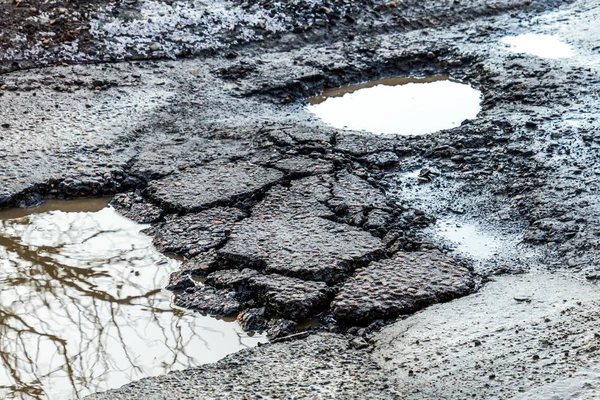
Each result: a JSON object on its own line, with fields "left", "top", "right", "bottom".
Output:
{"left": 86, "top": 333, "right": 397, "bottom": 400}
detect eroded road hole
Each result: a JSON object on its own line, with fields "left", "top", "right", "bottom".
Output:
{"left": 0, "top": 199, "right": 265, "bottom": 399}
{"left": 307, "top": 76, "right": 482, "bottom": 135}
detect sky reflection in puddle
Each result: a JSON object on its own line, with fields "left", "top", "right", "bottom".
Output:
{"left": 0, "top": 200, "right": 265, "bottom": 399}
{"left": 436, "top": 219, "right": 508, "bottom": 260}
{"left": 502, "top": 33, "right": 574, "bottom": 59}
{"left": 307, "top": 76, "right": 481, "bottom": 136}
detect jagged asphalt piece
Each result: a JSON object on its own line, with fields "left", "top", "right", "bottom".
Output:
{"left": 328, "top": 171, "right": 391, "bottom": 227}
{"left": 332, "top": 251, "right": 475, "bottom": 323}
{"left": 130, "top": 137, "right": 255, "bottom": 180}
{"left": 110, "top": 191, "right": 163, "bottom": 223}
{"left": 145, "top": 162, "right": 284, "bottom": 212}
{"left": 174, "top": 285, "right": 242, "bottom": 316}
{"left": 143, "top": 207, "right": 246, "bottom": 257}
{"left": 272, "top": 156, "right": 334, "bottom": 177}
{"left": 219, "top": 215, "right": 385, "bottom": 283}
{"left": 198, "top": 268, "right": 331, "bottom": 319}
{"left": 251, "top": 175, "right": 334, "bottom": 219}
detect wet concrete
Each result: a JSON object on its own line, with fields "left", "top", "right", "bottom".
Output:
{"left": 1, "top": 0, "right": 600, "bottom": 398}
{"left": 0, "top": 200, "right": 265, "bottom": 399}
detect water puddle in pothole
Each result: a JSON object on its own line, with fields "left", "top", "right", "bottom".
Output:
{"left": 502, "top": 33, "right": 574, "bottom": 59}
{"left": 436, "top": 219, "right": 519, "bottom": 262}
{"left": 307, "top": 76, "right": 482, "bottom": 136}
{"left": 0, "top": 199, "right": 266, "bottom": 400}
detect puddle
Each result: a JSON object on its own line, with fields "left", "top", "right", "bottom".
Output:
{"left": 502, "top": 34, "right": 574, "bottom": 59}
{"left": 436, "top": 219, "right": 506, "bottom": 260}
{"left": 435, "top": 219, "right": 524, "bottom": 264}
{"left": 402, "top": 169, "right": 422, "bottom": 179}
{"left": 0, "top": 199, "right": 266, "bottom": 399}
{"left": 307, "top": 76, "right": 481, "bottom": 136}
{"left": 386, "top": 170, "right": 530, "bottom": 270}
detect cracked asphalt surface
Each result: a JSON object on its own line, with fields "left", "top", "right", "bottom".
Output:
{"left": 2, "top": 0, "right": 600, "bottom": 398}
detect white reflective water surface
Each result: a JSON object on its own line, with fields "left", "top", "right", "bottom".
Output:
{"left": 308, "top": 76, "right": 482, "bottom": 136}
{"left": 436, "top": 219, "right": 507, "bottom": 260}
{"left": 502, "top": 33, "right": 574, "bottom": 59}
{"left": 0, "top": 200, "right": 266, "bottom": 399}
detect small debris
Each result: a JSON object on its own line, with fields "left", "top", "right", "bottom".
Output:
{"left": 513, "top": 297, "right": 532, "bottom": 303}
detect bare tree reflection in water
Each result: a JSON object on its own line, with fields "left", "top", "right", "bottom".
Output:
{"left": 0, "top": 204, "right": 266, "bottom": 399}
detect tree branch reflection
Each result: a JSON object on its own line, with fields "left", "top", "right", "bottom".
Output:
{"left": 0, "top": 207, "right": 264, "bottom": 400}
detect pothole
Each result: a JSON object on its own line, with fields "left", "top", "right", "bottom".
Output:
{"left": 307, "top": 76, "right": 482, "bottom": 136}
{"left": 0, "top": 199, "right": 266, "bottom": 400}
{"left": 502, "top": 33, "right": 573, "bottom": 59}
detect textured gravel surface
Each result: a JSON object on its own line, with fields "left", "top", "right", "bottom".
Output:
{"left": 86, "top": 333, "right": 398, "bottom": 400}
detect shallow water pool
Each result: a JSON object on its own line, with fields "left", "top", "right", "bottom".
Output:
{"left": 0, "top": 199, "right": 265, "bottom": 399}
{"left": 307, "top": 76, "right": 481, "bottom": 136}
{"left": 502, "top": 33, "right": 573, "bottom": 59}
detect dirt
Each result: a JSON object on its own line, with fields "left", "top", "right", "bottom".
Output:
{"left": 2, "top": 0, "right": 600, "bottom": 398}
{"left": 0, "top": 0, "right": 568, "bottom": 72}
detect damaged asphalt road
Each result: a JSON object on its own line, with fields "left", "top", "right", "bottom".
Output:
{"left": 1, "top": 0, "right": 600, "bottom": 398}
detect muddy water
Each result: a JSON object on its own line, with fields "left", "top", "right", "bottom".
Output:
{"left": 0, "top": 199, "right": 266, "bottom": 400}
{"left": 307, "top": 76, "right": 481, "bottom": 135}
{"left": 502, "top": 33, "right": 573, "bottom": 59}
